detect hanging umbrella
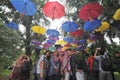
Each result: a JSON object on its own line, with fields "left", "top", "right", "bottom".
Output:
{"left": 64, "top": 43, "right": 72, "bottom": 47}
{"left": 32, "top": 40, "right": 41, "bottom": 45}
{"left": 49, "top": 46, "right": 56, "bottom": 52}
{"left": 70, "top": 29, "right": 84, "bottom": 37}
{"left": 79, "top": 39, "right": 86, "bottom": 44}
{"left": 43, "top": 1, "right": 65, "bottom": 19}
{"left": 95, "top": 22, "right": 110, "bottom": 32}
{"left": 46, "top": 29, "right": 60, "bottom": 36}
{"left": 63, "top": 37, "right": 73, "bottom": 43}
{"left": 48, "top": 36, "right": 59, "bottom": 41}
{"left": 31, "top": 26, "right": 46, "bottom": 34}
{"left": 113, "top": 8, "right": 120, "bottom": 20}
{"left": 43, "top": 43, "right": 52, "bottom": 49}
{"left": 4, "top": 22, "right": 19, "bottom": 30}
{"left": 78, "top": 2, "right": 103, "bottom": 21}
{"left": 62, "top": 21, "right": 78, "bottom": 32}
{"left": 72, "top": 40, "right": 79, "bottom": 44}
{"left": 10, "top": 0, "right": 37, "bottom": 16}
{"left": 56, "top": 40, "right": 67, "bottom": 45}
{"left": 47, "top": 40, "right": 56, "bottom": 44}
{"left": 83, "top": 19, "right": 101, "bottom": 32}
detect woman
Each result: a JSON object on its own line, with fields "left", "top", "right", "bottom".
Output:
{"left": 9, "top": 54, "right": 29, "bottom": 80}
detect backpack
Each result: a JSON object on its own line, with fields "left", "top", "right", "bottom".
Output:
{"left": 101, "top": 55, "right": 112, "bottom": 71}
{"left": 22, "top": 60, "right": 31, "bottom": 72}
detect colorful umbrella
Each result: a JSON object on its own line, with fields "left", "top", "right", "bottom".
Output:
{"left": 47, "top": 40, "right": 56, "bottom": 44}
{"left": 83, "top": 19, "right": 101, "bottom": 32}
{"left": 78, "top": 2, "right": 103, "bottom": 21}
{"left": 113, "top": 8, "right": 120, "bottom": 20}
{"left": 63, "top": 37, "right": 73, "bottom": 43}
{"left": 95, "top": 22, "right": 110, "bottom": 32}
{"left": 64, "top": 43, "right": 72, "bottom": 47}
{"left": 4, "top": 22, "right": 19, "bottom": 30}
{"left": 42, "top": 43, "right": 52, "bottom": 49}
{"left": 62, "top": 21, "right": 78, "bottom": 32}
{"left": 10, "top": 0, "right": 37, "bottom": 16}
{"left": 46, "top": 29, "right": 60, "bottom": 36}
{"left": 56, "top": 40, "right": 67, "bottom": 45}
{"left": 43, "top": 1, "right": 65, "bottom": 19}
{"left": 79, "top": 39, "right": 86, "bottom": 44}
{"left": 32, "top": 40, "right": 41, "bottom": 45}
{"left": 70, "top": 29, "right": 84, "bottom": 37}
{"left": 48, "top": 36, "right": 59, "bottom": 41}
{"left": 31, "top": 26, "right": 46, "bottom": 34}
{"left": 72, "top": 40, "right": 79, "bottom": 44}
{"left": 49, "top": 46, "right": 56, "bottom": 52}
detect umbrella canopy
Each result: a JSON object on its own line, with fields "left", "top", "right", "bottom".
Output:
{"left": 56, "top": 40, "right": 67, "bottom": 45}
{"left": 63, "top": 37, "right": 73, "bottom": 43}
{"left": 10, "top": 0, "right": 37, "bottom": 16}
{"left": 64, "top": 43, "right": 72, "bottom": 47}
{"left": 4, "top": 22, "right": 19, "bottom": 30}
{"left": 46, "top": 29, "right": 60, "bottom": 36}
{"left": 83, "top": 19, "right": 101, "bottom": 32}
{"left": 113, "top": 8, "right": 120, "bottom": 20}
{"left": 43, "top": 1, "right": 65, "bottom": 19}
{"left": 31, "top": 26, "right": 46, "bottom": 34}
{"left": 71, "top": 40, "right": 79, "bottom": 45}
{"left": 79, "top": 39, "right": 86, "bottom": 44}
{"left": 62, "top": 21, "right": 78, "bottom": 32}
{"left": 95, "top": 22, "right": 110, "bottom": 32}
{"left": 48, "top": 36, "right": 59, "bottom": 41}
{"left": 70, "top": 29, "right": 84, "bottom": 37}
{"left": 78, "top": 2, "right": 103, "bottom": 21}
{"left": 47, "top": 40, "right": 56, "bottom": 44}
{"left": 43, "top": 43, "right": 52, "bottom": 49}
{"left": 32, "top": 40, "right": 41, "bottom": 45}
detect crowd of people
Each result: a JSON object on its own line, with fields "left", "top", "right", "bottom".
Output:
{"left": 9, "top": 47, "right": 120, "bottom": 80}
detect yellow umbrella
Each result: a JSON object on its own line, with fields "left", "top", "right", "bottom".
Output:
{"left": 113, "top": 8, "right": 120, "bottom": 20}
{"left": 31, "top": 26, "right": 46, "bottom": 34}
{"left": 95, "top": 22, "right": 110, "bottom": 32}
{"left": 56, "top": 40, "right": 67, "bottom": 45}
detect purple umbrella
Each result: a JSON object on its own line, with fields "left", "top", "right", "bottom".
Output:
{"left": 32, "top": 41, "right": 41, "bottom": 45}
{"left": 48, "top": 36, "right": 59, "bottom": 41}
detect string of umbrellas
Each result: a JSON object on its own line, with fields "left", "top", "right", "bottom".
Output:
{"left": 3, "top": 0, "right": 120, "bottom": 52}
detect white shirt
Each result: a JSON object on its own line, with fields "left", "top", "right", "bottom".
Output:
{"left": 36, "top": 55, "right": 44, "bottom": 74}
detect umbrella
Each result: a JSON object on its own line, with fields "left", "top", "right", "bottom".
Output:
{"left": 4, "top": 22, "right": 19, "bottom": 30}
{"left": 43, "top": 1, "right": 65, "bottom": 19}
{"left": 78, "top": 2, "right": 103, "bottom": 21}
{"left": 63, "top": 37, "right": 73, "bottom": 43}
{"left": 32, "top": 40, "right": 41, "bottom": 45}
{"left": 71, "top": 40, "right": 79, "bottom": 44}
{"left": 31, "top": 26, "right": 46, "bottom": 34}
{"left": 64, "top": 43, "right": 72, "bottom": 47}
{"left": 47, "top": 40, "right": 56, "bottom": 44}
{"left": 79, "top": 39, "right": 86, "bottom": 44}
{"left": 70, "top": 29, "right": 84, "bottom": 37}
{"left": 49, "top": 46, "right": 56, "bottom": 52}
{"left": 43, "top": 43, "right": 52, "bottom": 49}
{"left": 10, "top": 0, "right": 37, "bottom": 16}
{"left": 46, "top": 29, "right": 60, "bottom": 36}
{"left": 48, "top": 36, "right": 59, "bottom": 41}
{"left": 56, "top": 40, "right": 67, "bottom": 45}
{"left": 95, "top": 22, "right": 110, "bottom": 32}
{"left": 83, "top": 19, "right": 101, "bottom": 32}
{"left": 62, "top": 21, "right": 78, "bottom": 32}
{"left": 113, "top": 8, "right": 120, "bottom": 20}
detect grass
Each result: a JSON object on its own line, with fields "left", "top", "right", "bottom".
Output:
{"left": 114, "top": 72, "right": 120, "bottom": 80}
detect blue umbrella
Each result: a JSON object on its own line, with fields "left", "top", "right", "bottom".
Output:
{"left": 4, "top": 22, "right": 19, "bottom": 30}
{"left": 62, "top": 21, "right": 78, "bottom": 32}
{"left": 47, "top": 40, "right": 56, "bottom": 44}
{"left": 83, "top": 19, "right": 101, "bottom": 32}
{"left": 10, "top": 0, "right": 37, "bottom": 16}
{"left": 63, "top": 37, "right": 73, "bottom": 43}
{"left": 46, "top": 29, "right": 60, "bottom": 36}
{"left": 79, "top": 39, "right": 86, "bottom": 44}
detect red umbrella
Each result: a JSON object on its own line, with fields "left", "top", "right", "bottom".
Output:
{"left": 43, "top": 1, "right": 65, "bottom": 19}
{"left": 70, "top": 29, "right": 84, "bottom": 37}
{"left": 78, "top": 2, "right": 103, "bottom": 21}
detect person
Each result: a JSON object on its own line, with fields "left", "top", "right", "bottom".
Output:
{"left": 48, "top": 51, "right": 61, "bottom": 80}
{"left": 21, "top": 54, "right": 31, "bottom": 80}
{"left": 36, "top": 50, "right": 51, "bottom": 80}
{"left": 94, "top": 47, "right": 113, "bottom": 80}
{"left": 9, "top": 54, "right": 28, "bottom": 80}
{"left": 61, "top": 49, "right": 72, "bottom": 80}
